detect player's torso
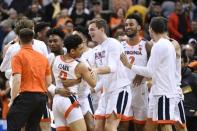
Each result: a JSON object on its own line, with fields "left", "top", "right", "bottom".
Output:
{"left": 52, "top": 55, "right": 79, "bottom": 93}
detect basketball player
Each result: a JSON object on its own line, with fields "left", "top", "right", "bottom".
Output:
{"left": 52, "top": 34, "right": 97, "bottom": 131}
{"left": 88, "top": 18, "right": 132, "bottom": 131}
{"left": 120, "top": 17, "right": 187, "bottom": 131}
{"left": 121, "top": 13, "right": 151, "bottom": 131}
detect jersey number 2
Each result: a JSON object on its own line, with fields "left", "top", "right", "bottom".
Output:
{"left": 59, "top": 71, "right": 67, "bottom": 80}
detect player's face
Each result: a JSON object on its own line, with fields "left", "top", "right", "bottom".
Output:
{"left": 48, "top": 35, "right": 63, "bottom": 53}
{"left": 125, "top": 19, "right": 138, "bottom": 38}
{"left": 72, "top": 43, "right": 84, "bottom": 58}
{"left": 88, "top": 23, "right": 102, "bottom": 43}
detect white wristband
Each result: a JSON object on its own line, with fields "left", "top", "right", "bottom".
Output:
{"left": 48, "top": 84, "right": 56, "bottom": 96}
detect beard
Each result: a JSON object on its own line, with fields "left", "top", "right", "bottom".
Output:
{"left": 126, "top": 30, "right": 137, "bottom": 39}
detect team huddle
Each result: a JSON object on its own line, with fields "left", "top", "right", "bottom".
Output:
{"left": 0, "top": 15, "right": 187, "bottom": 131}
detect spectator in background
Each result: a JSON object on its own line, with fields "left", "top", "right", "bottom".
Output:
{"left": 44, "top": 0, "right": 65, "bottom": 25}
{"left": 182, "top": 16, "right": 197, "bottom": 43}
{"left": 112, "top": 0, "right": 132, "bottom": 13}
{"left": 183, "top": 42, "right": 197, "bottom": 73}
{"left": 168, "top": 1, "right": 191, "bottom": 43}
{"left": 109, "top": 7, "right": 125, "bottom": 36}
{"left": 161, "top": 0, "right": 175, "bottom": 18}
{"left": 126, "top": 3, "right": 148, "bottom": 24}
{"left": 144, "top": 1, "right": 162, "bottom": 40}
{"left": 9, "top": 0, "right": 33, "bottom": 14}
{"left": 55, "top": 8, "right": 72, "bottom": 32}
{"left": 88, "top": 0, "right": 111, "bottom": 26}
{"left": 26, "top": 2, "right": 44, "bottom": 22}
{"left": 181, "top": 54, "right": 197, "bottom": 131}
{"left": 63, "top": 19, "right": 74, "bottom": 36}
{"left": 69, "top": 0, "right": 89, "bottom": 27}
{"left": 0, "top": 19, "right": 16, "bottom": 47}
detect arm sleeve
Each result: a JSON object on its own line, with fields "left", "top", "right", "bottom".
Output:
{"left": 107, "top": 42, "right": 120, "bottom": 72}
{"left": 11, "top": 55, "right": 22, "bottom": 75}
{"left": 45, "top": 59, "right": 51, "bottom": 76}
{"left": 0, "top": 47, "right": 12, "bottom": 72}
{"left": 132, "top": 44, "right": 162, "bottom": 77}
{"left": 94, "top": 78, "right": 104, "bottom": 93}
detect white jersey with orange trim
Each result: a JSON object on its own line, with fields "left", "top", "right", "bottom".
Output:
{"left": 122, "top": 40, "right": 148, "bottom": 82}
{"left": 52, "top": 55, "right": 79, "bottom": 93}
{"left": 77, "top": 48, "right": 94, "bottom": 97}
{"left": 132, "top": 38, "right": 179, "bottom": 97}
{"left": 91, "top": 38, "right": 130, "bottom": 93}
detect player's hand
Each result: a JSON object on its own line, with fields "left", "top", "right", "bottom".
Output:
{"left": 120, "top": 53, "right": 132, "bottom": 69}
{"left": 61, "top": 79, "right": 81, "bottom": 88}
{"left": 133, "top": 75, "right": 144, "bottom": 87}
{"left": 55, "top": 88, "right": 73, "bottom": 97}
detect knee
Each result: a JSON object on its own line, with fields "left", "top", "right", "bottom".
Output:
{"left": 104, "top": 122, "right": 117, "bottom": 131}
{"left": 86, "top": 123, "right": 94, "bottom": 131}
{"left": 95, "top": 125, "right": 102, "bottom": 131}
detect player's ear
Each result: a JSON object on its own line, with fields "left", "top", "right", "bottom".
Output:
{"left": 70, "top": 49, "right": 75, "bottom": 55}
{"left": 137, "top": 25, "right": 141, "bottom": 31}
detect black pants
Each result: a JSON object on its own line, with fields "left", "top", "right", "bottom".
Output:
{"left": 186, "top": 116, "right": 197, "bottom": 131}
{"left": 7, "top": 92, "right": 47, "bottom": 131}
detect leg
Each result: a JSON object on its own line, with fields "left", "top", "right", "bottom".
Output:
{"left": 95, "top": 119, "right": 105, "bottom": 131}
{"left": 174, "top": 122, "right": 188, "bottom": 131}
{"left": 7, "top": 95, "right": 37, "bottom": 131}
{"left": 84, "top": 111, "right": 94, "bottom": 131}
{"left": 104, "top": 112, "right": 121, "bottom": 131}
{"left": 40, "top": 105, "right": 51, "bottom": 131}
{"left": 69, "top": 118, "right": 87, "bottom": 131}
{"left": 134, "top": 123, "right": 145, "bottom": 131}
{"left": 118, "top": 121, "right": 130, "bottom": 131}
{"left": 25, "top": 94, "right": 47, "bottom": 131}
{"left": 144, "top": 119, "right": 157, "bottom": 131}
{"left": 160, "top": 124, "right": 173, "bottom": 131}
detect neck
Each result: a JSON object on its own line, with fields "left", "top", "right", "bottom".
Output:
{"left": 127, "top": 34, "right": 140, "bottom": 46}
{"left": 98, "top": 34, "right": 108, "bottom": 44}
{"left": 54, "top": 48, "right": 64, "bottom": 56}
{"left": 63, "top": 54, "right": 75, "bottom": 61}
{"left": 153, "top": 34, "right": 165, "bottom": 42}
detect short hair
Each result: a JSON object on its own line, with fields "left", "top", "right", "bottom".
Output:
{"left": 46, "top": 28, "right": 65, "bottom": 40}
{"left": 89, "top": 18, "right": 108, "bottom": 34}
{"left": 92, "top": 0, "right": 101, "bottom": 5}
{"left": 34, "top": 22, "right": 50, "bottom": 34}
{"left": 19, "top": 28, "right": 34, "bottom": 43}
{"left": 149, "top": 17, "right": 168, "bottom": 34}
{"left": 64, "top": 34, "right": 82, "bottom": 53}
{"left": 14, "top": 18, "right": 34, "bottom": 35}
{"left": 74, "top": 26, "right": 88, "bottom": 38}
{"left": 126, "top": 13, "right": 143, "bottom": 27}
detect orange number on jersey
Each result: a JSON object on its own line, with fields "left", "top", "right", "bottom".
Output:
{"left": 129, "top": 56, "right": 135, "bottom": 64}
{"left": 59, "top": 71, "right": 67, "bottom": 80}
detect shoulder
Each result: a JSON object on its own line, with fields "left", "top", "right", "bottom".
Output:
{"left": 33, "top": 39, "right": 46, "bottom": 46}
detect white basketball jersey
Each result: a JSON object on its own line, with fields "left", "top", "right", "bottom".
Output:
{"left": 91, "top": 38, "right": 130, "bottom": 92}
{"left": 52, "top": 55, "right": 79, "bottom": 93}
{"left": 78, "top": 48, "right": 94, "bottom": 97}
{"left": 122, "top": 40, "right": 148, "bottom": 82}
